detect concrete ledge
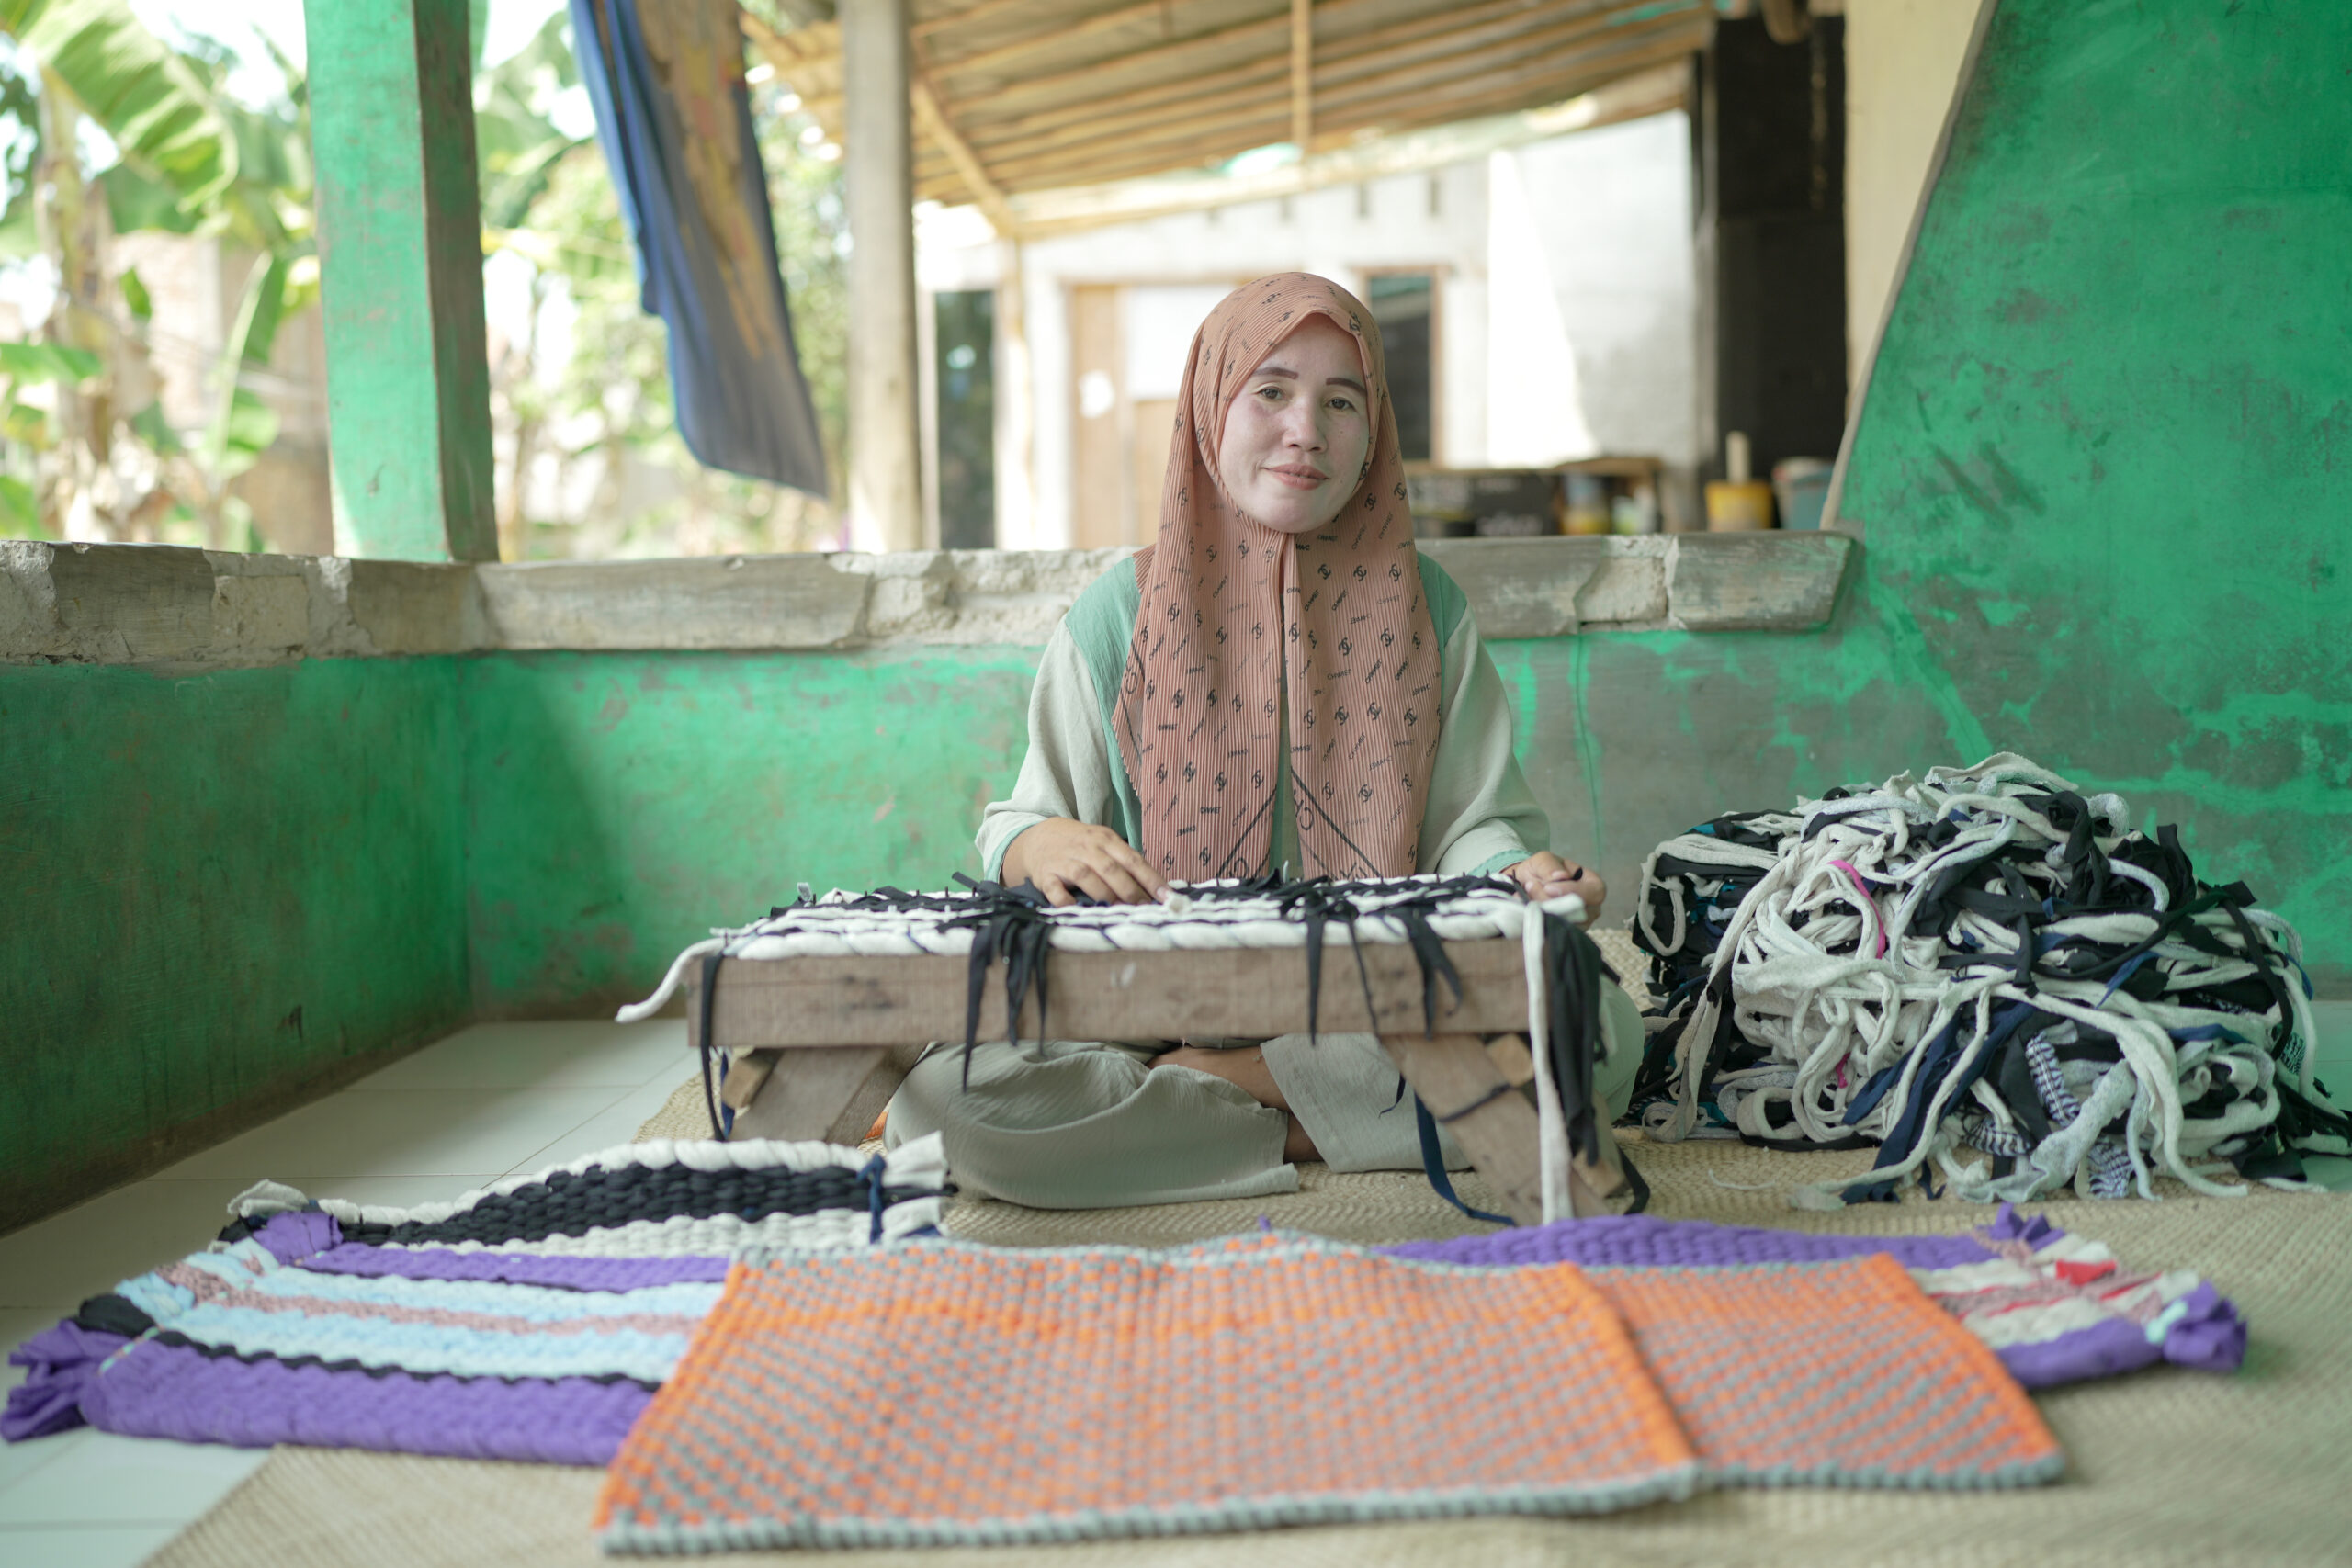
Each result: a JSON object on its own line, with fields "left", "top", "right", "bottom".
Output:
{"left": 0, "top": 535, "right": 1851, "bottom": 669}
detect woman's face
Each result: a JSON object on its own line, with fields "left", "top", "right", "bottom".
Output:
{"left": 1215, "top": 315, "right": 1374, "bottom": 536}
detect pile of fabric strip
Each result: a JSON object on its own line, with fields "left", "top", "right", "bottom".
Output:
{"left": 1628, "top": 753, "right": 2351, "bottom": 1208}
{"left": 1, "top": 1135, "right": 948, "bottom": 1461}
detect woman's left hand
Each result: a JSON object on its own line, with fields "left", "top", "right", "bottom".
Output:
{"left": 1503, "top": 852, "right": 1605, "bottom": 920}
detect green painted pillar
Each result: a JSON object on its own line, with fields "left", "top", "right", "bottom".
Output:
{"left": 305, "top": 0, "right": 498, "bottom": 561}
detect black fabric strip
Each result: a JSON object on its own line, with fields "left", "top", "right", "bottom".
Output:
{"left": 145, "top": 1331, "right": 661, "bottom": 1389}
{"left": 335, "top": 1167, "right": 936, "bottom": 1247}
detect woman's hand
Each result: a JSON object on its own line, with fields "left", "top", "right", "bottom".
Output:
{"left": 1002, "top": 818, "right": 1170, "bottom": 907}
{"left": 1503, "top": 852, "right": 1605, "bottom": 921}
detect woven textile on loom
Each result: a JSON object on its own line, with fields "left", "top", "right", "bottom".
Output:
{"left": 623, "top": 869, "right": 1617, "bottom": 1224}
{"left": 594, "top": 1230, "right": 2062, "bottom": 1553}
{"left": 1, "top": 1136, "right": 947, "bottom": 1463}
{"left": 1628, "top": 752, "right": 2351, "bottom": 1206}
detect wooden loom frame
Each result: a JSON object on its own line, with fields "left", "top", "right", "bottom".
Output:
{"left": 695, "top": 936, "right": 1630, "bottom": 1223}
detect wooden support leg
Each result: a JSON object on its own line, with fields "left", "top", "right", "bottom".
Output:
{"left": 726, "top": 1044, "right": 922, "bottom": 1145}
{"left": 1383, "top": 1033, "right": 1628, "bottom": 1224}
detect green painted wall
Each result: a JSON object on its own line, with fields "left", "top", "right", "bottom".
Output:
{"left": 460, "top": 650, "right": 1039, "bottom": 1014}
{"left": 0, "top": 659, "right": 469, "bottom": 1230}
{"left": 1825, "top": 0, "right": 2350, "bottom": 982}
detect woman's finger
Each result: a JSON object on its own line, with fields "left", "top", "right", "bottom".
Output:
{"left": 1089, "top": 857, "right": 1154, "bottom": 905}
{"left": 1064, "top": 863, "right": 1124, "bottom": 906}
{"left": 1106, "top": 840, "right": 1170, "bottom": 899}
{"left": 1035, "top": 870, "right": 1075, "bottom": 908}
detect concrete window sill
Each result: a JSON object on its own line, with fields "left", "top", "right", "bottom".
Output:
{"left": 1, "top": 533, "right": 1853, "bottom": 670}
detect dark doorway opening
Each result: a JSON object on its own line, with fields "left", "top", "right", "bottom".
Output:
{"left": 935, "top": 290, "right": 996, "bottom": 548}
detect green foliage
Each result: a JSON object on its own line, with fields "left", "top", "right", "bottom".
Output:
{"left": 481, "top": 11, "right": 850, "bottom": 557}
{"left": 117, "top": 258, "right": 147, "bottom": 317}
{"left": 0, "top": 0, "right": 236, "bottom": 209}
{"left": 0, "top": 471, "right": 34, "bottom": 533}
{"left": 0, "top": 338, "right": 99, "bottom": 381}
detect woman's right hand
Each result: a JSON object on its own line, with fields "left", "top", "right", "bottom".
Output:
{"left": 1001, "top": 818, "right": 1170, "bottom": 907}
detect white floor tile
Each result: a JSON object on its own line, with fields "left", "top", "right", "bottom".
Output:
{"left": 0, "top": 1522, "right": 186, "bottom": 1567}
{"left": 0, "top": 1415, "right": 84, "bottom": 1495}
{"left": 0, "top": 1431, "right": 265, "bottom": 1527}
{"left": 153, "top": 1087, "right": 632, "bottom": 1181}
{"left": 356, "top": 1019, "right": 690, "bottom": 1092}
{"left": 500, "top": 1070, "right": 708, "bottom": 1177}
{"left": 0, "top": 1182, "right": 257, "bottom": 1311}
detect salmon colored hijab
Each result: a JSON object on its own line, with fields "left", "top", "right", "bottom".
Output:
{"left": 1115, "top": 274, "right": 1439, "bottom": 883}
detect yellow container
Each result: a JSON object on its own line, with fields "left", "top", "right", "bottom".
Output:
{"left": 1704, "top": 479, "right": 1775, "bottom": 531}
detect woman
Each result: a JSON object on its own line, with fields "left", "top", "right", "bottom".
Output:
{"left": 886, "top": 274, "right": 1640, "bottom": 1207}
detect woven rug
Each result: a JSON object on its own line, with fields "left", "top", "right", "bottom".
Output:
{"left": 599, "top": 1232, "right": 1709, "bottom": 1551}
{"left": 594, "top": 1231, "right": 2055, "bottom": 1553}
{"left": 151, "top": 1140, "right": 2352, "bottom": 1567}
{"left": 3, "top": 1136, "right": 947, "bottom": 1463}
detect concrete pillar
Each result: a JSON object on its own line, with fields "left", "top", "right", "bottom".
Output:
{"left": 842, "top": 0, "right": 922, "bottom": 554}
{"left": 304, "top": 0, "right": 497, "bottom": 561}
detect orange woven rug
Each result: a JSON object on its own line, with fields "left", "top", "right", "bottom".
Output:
{"left": 594, "top": 1234, "right": 2057, "bottom": 1552}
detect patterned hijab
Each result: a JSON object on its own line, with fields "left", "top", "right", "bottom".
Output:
{"left": 1115, "top": 274, "right": 1439, "bottom": 883}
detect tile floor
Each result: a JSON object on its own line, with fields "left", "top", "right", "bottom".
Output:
{"left": 0, "top": 1018, "right": 695, "bottom": 1568}
{"left": 1, "top": 1005, "right": 2347, "bottom": 1567}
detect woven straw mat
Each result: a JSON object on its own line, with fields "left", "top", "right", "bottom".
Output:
{"left": 153, "top": 930, "right": 2352, "bottom": 1566}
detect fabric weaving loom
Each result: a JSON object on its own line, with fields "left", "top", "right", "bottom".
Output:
{"left": 620, "top": 871, "right": 1635, "bottom": 1225}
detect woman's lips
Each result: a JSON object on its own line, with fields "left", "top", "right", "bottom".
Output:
{"left": 1267, "top": 466, "right": 1327, "bottom": 491}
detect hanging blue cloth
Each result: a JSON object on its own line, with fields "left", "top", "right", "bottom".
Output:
{"left": 568, "top": 0, "right": 828, "bottom": 493}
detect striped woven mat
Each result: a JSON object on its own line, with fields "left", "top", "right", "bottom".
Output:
{"left": 1, "top": 1136, "right": 948, "bottom": 1463}
{"left": 594, "top": 1230, "right": 2058, "bottom": 1552}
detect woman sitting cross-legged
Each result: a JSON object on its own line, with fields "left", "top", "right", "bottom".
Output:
{"left": 884, "top": 273, "right": 1642, "bottom": 1208}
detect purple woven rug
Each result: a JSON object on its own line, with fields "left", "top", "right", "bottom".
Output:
{"left": 4, "top": 1136, "right": 950, "bottom": 1464}
{"left": 1387, "top": 1204, "right": 2245, "bottom": 1388}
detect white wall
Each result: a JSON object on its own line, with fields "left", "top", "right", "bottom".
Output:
{"left": 1507, "top": 112, "right": 1699, "bottom": 468}
{"left": 919, "top": 110, "right": 1700, "bottom": 547}
{"left": 1844, "top": 0, "right": 1986, "bottom": 377}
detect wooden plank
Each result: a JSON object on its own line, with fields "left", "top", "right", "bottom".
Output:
{"left": 1382, "top": 1032, "right": 1546, "bottom": 1225}
{"left": 1384, "top": 1032, "right": 1624, "bottom": 1223}
{"left": 1290, "top": 0, "right": 1313, "bottom": 151}
{"left": 729, "top": 1045, "right": 922, "bottom": 1145}
{"left": 690, "top": 937, "right": 1530, "bottom": 1049}
{"left": 843, "top": 0, "right": 923, "bottom": 553}
{"left": 910, "top": 73, "right": 1021, "bottom": 235}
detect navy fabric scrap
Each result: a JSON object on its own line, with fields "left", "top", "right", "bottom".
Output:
{"left": 569, "top": 0, "right": 827, "bottom": 491}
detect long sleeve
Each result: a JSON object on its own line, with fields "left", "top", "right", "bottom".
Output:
{"left": 976, "top": 624, "right": 1114, "bottom": 879}
{"left": 1417, "top": 611, "right": 1550, "bottom": 877}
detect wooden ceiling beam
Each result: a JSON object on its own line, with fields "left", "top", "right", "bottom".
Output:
{"left": 910, "top": 72, "right": 1022, "bottom": 233}
{"left": 960, "top": 24, "right": 1700, "bottom": 197}
{"left": 923, "top": 0, "right": 1281, "bottom": 84}
{"left": 956, "top": 2, "right": 1689, "bottom": 168}
{"left": 1315, "top": 0, "right": 1631, "bottom": 80}
{"left": 1312, "top": 6, "right": 1704, "bottom": 118}
{"left": 1290, "top": 0, "right": 1313, "bottom": 150}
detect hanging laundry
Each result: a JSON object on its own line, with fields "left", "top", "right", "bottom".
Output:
{"left": 1628, "top": 754, "right": 2351, "bottom": 1207}
{"left": 569, "top": 0, "right": 827, "bottom": 493}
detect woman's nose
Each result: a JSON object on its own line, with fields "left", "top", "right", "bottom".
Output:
{"left": 1282, "top": 402, "right": 1325, "bottom": 449}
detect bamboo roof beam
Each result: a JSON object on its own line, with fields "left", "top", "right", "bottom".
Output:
{"left": 956, "top": 2, "right": 1698, "bottom": 175}
{"left": 1290, "top": 0, "right": 1312, "bottom": 151}
{"left": 922, "top": 0, "right": 1274, "bottom": 84}
{"left": 909, "top": 72, "right": 1022, "bottom": 235}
